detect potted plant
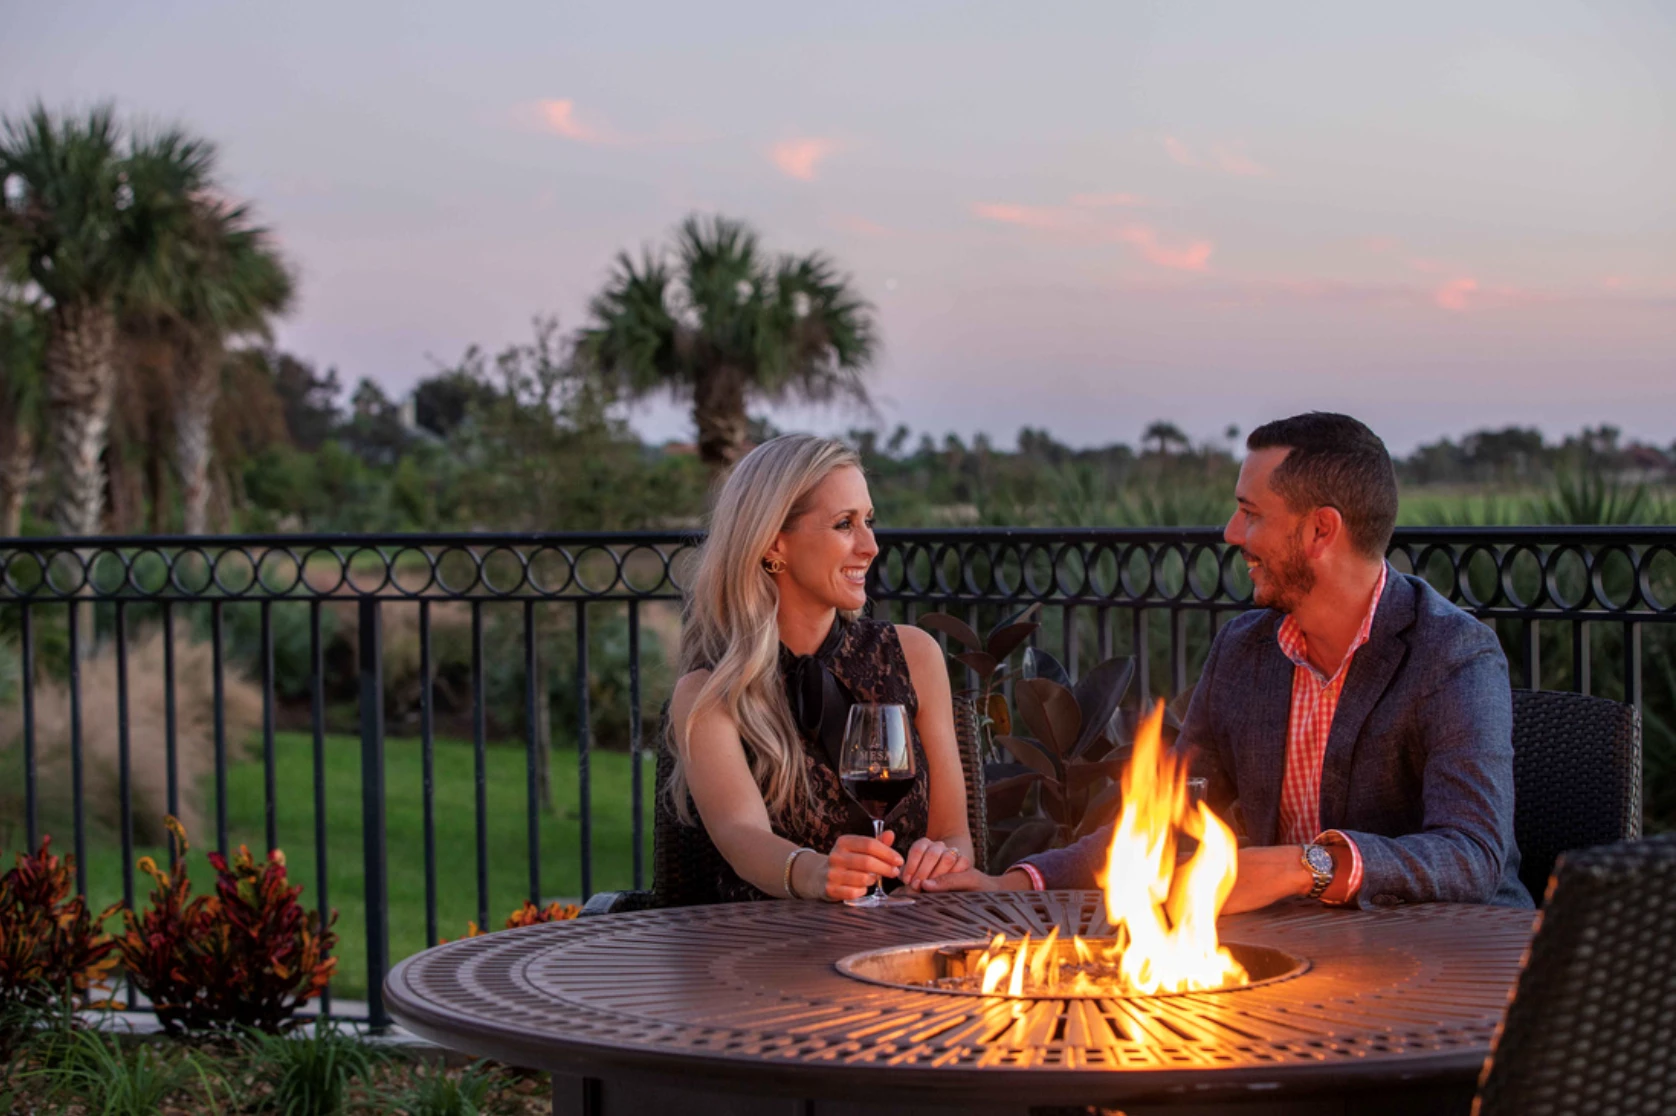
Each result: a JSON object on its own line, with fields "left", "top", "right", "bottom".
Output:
{"left": 919, "top": 610, "right": 1183, "bottom": 870}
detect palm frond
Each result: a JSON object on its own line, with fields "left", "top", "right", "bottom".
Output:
{"left": 754, "top": 250, "right": 877, "bottom": 406}
{"left": 580, "top": 247, "right": 685, "bottom": 396}
{"left": 0, "top": 102, "right": 127, "bottom": 303}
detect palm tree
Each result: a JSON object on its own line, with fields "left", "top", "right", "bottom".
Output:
{"left": 1142, "top": 420, "right": 1190, "bottom": 458}
{"left": 127, "top": 195, "right": 293, "bottom": 533}
{"left": 581, "top": 214, "right": 878, "bottom": 471}
{"left": 0, "top": 298, "right": 44, "bottom": 536}
{"left": 0, "top": 104, "right": 210, "bottom": 537}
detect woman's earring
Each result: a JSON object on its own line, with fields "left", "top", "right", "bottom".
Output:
{"left": 763, "top": 557, "right": 786, "bottom": 574}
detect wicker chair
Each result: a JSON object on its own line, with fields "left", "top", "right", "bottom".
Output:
{"left": 1511, "top": 689, "right": 1642, "bottom": 901}
{"left": 581, "top": 694, "right": 989, "bottom": 915}
{"left": 1473, "top": 834, "right": 1676, "bottom": 1115}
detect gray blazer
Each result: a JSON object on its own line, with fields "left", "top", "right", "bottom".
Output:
{"left": 1022, "top": 571, "right": 1534, "bottom": 910}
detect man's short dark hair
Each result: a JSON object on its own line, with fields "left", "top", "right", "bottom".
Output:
{"left": 1246, "top": 412, "right": 1398, "bottom": 559}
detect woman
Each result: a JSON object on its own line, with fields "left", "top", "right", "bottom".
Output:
{"left": 667, "top": 434, "right": 973, "bottom": 902}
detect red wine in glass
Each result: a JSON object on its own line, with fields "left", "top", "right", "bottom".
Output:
{"left": 838, "top": 703, "right": 918, "bottom": 908}
{"left": 841, "top": 773, "right": 915, "bottom": 820}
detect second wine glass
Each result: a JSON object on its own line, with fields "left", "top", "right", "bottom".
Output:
{"left": 837, "top": 703, "right": 918, "bottom": 908}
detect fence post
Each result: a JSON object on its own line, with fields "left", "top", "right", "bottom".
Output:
{"left": 358, "top": 597, "right": 390, "bottom": 1030}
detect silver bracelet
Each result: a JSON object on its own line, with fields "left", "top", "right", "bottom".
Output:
{"left": 783, "top": 846, "right": 816, "bottom": 900}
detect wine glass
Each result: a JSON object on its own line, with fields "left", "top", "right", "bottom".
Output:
{"left": 837, "top": 703, "right": 919, "bottom": 908}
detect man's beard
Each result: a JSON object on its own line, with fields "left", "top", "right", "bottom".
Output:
{"left": 1249, "top": 528, "right": 1315, "bottom": 613}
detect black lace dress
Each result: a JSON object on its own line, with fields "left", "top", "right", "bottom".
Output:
{"left": 688, "top": 616, "right": 932, "bottom": 904}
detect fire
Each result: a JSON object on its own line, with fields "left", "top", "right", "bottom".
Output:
{"left": 967, "top": 702, "right": 1247, "bottom": 998}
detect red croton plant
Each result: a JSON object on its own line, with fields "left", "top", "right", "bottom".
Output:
{"left": 118, "top": 816, "right": 338, "bottom": 1034}
{"left": 448, "top": 899, "right": 580, "bottom": 941}
{"left": 0, "top": 836, "right": 120, "bottom": 1015}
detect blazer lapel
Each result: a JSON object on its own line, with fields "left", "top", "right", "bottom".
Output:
{"left": 1317, "top": 572, "right": 1416, "bottom": 832}
{"left": 1237, "top": 627, "right": 1296, "bottom": 846}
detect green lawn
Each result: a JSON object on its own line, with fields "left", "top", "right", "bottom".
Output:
{"left": 76, "top": 732, "right": 651, "bottom": 1000}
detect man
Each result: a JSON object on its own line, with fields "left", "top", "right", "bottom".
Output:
{"left": 926, "top": 412, "right": 1532, "bottom": 912}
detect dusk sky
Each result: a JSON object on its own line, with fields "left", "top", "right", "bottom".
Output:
{"left": 6, "top": 1, "right": 1673, "bottom": 453}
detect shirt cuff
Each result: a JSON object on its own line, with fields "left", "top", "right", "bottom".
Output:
{"left": 1315, "top": 830, "right": 1363, "bottom": 904}
{"left": 1014, "top": 862, "right": 1045, "bottom": 890}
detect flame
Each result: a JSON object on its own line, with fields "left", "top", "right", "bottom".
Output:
{"left": 1099, "top": 701, "right": 1245, "bottom": 994}
{"left": 968, "top": 701, "right": 1247, "bottom": 998}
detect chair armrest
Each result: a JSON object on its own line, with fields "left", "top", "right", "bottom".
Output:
{"left": 579, "top": 890, "right": 657, "bottom": 917}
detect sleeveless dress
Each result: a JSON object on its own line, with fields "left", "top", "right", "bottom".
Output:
{"left": 688, "top": 616, "right": 932, "bottom": 904}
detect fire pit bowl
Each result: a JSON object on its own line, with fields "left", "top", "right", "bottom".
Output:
{"left": 384, "top": 891, "right": 1536, "bottom": 1116}
{"left": 836, "top": 937, "right": 1309, "bottom": 999}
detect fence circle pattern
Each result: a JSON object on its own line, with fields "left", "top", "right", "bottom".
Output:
{"left": 0, "top": 533, "right": 1670, "bottom": 619}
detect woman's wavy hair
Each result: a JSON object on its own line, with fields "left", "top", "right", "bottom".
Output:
{"left": 668, "top": 434, "right": 863, "bottom": 824}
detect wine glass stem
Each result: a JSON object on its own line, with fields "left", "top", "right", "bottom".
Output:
{"left": 871, "top": 818, "right": 886, "bottom": 901}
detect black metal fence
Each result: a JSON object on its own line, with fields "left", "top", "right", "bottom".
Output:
{"left": 2, "top": 527, "right": 1673, "bottom": 1027}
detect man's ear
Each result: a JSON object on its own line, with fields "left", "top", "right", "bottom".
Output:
{"left": 1305, "top": 506, "right": 1344, "bottom": 558}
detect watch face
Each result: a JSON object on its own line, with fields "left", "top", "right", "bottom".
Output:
{"left": 1305, "top": 846, "right": 1334, "bottom": 875}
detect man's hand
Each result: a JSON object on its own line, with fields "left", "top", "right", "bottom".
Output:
{"left": 1220, "top": 845, "right": 1314, "bottom": 914}
{"left": 900, "top": 838, "right": 970, "bottom": 890}
{"left": 918, "top": 867, "right": 1033, "bottom": 893}
{"left": 819, "top": 831, "right": 903, "bottom": 902}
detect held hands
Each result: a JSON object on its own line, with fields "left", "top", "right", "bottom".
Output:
{"left": 816, "top": 833, "right": 973, "bottom": 901}
{"left": 919, "top": 867, "right": 1031, "bottom": 893}
{"left": 900, "top": 838, "right": 971, "bottom": 891}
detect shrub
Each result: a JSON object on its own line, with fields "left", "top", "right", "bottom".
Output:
{"left": 0, "top": 836, "right": 119, "bottom": 1017}
{"left": 920, "top": 609, "right": 1179, "bottom": 870}
{"left": 0, "top": 627, "right": 263, "bottom": 844}
{"left": 32, "top": 1027, "right": 225, "bottom": 1116}
{"left": 118, "top": 817, "right": 338, "bottom": 1035}
{"left": 397, "top": 1059, "right": 504, "bottom": 1116}
{"left": 448, "top": 898, "right": 580, "bottom": 941}
{"left": 237, "top": 1017, "right": 384, "bottom": 1116}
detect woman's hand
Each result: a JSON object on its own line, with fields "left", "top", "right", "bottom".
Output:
{"left": 900, "top": 838, "right": 970, "bottom": 890}
{"left": 819, "top": 831, "right": 904, "bottom": 902}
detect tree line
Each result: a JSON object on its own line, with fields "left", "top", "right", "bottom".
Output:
{"left": 5, "top": 103, "right": 1671, "bottom": 541}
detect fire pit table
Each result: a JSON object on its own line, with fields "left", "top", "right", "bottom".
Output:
{"left": 384, "top": 891, "right": 1536, "bottom": 1116}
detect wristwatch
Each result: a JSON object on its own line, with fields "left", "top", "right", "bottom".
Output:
{"left": 1300, "top": 844, "right": 1335, "bottom": 901}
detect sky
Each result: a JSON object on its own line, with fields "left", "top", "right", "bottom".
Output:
{"left": 5, "top": 0, "right": 1674, "bottom": 454}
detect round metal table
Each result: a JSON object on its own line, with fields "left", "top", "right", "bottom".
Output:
{"left": 385, "top": 892, "right": 1536, "bottom": 1116}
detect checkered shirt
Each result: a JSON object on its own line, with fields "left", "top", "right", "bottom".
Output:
{"left": 1273, "top": 563, "right": 1388, "bottom": 902}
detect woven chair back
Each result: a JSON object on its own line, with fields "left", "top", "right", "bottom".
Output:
{"left": 1474, "top": 833, "right": 1676, "bottom": 1115}
{"left": 1511, "top": 688, "right": 1641, "bottom": 900}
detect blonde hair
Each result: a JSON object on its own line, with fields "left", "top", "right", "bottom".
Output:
{"left": 669, "top": 434, "right": 863, "bottom": 824}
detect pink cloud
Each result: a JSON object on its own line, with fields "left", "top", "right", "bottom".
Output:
{"left": 770, "top": 138, "right": 836, "bottom": 181}
{"left": 1163, "top": 136, "right": 1270, "bottom": 177}
{"left": 1212, "top": 146, "right": 1269, "bottom": 177}
{"left": 1070, "top": 192, "right": 1147, "bottom": 208}
{"left": 1433, "top": 277, "right": 1479, "bottom": 311}
{"left": 835, "top": 214, "right": 889, "bottom": 236}
{"left": 1162, "top": 136, "right": 1196, "bottom": 167}
{"left": 537, "top": 99, "right": 613, "bottom": 144}
{"left": 970, "top": 202, "right": 1074, "bottom": 230}
{"left": 1113, "top": 224, "right": 1214, "bottom": 272}
{"left": 972, "top": 199, "right": 1213, "bottom": 272}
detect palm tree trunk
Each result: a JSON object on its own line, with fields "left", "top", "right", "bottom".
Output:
{"left": 44, "top": 300, "right": 118, "bottom": 538}
{"left": 693, "top": 364, "right": 749, "bottom": 471}
{"left": 175, "top": 346, "right": 219, "bottom": 536}
{"left": 0, "top": 425, "right": 32, "bottom": 537}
